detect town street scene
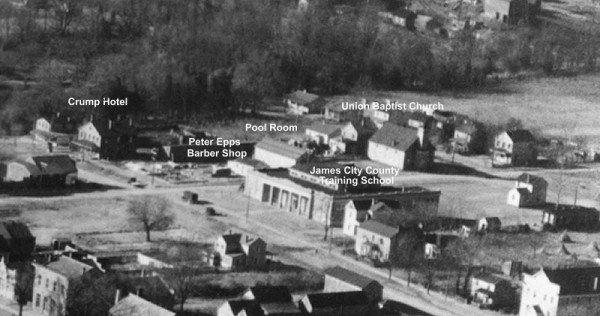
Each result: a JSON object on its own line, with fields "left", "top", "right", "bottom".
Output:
{"left": 1, "top": 0, "right": 600, "bottom": 315}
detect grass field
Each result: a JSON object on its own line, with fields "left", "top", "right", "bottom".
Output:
{"left": 341, "top": 73, "right": 600, "bottom": 147}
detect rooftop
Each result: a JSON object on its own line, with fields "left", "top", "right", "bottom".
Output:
{"left": 304, "top": 291, "right": 369, "bottom": 308}
{"left": 44, "top": 256, "right": 95, "bottom": 279}
{"left": 324, "top": 266, "right": 381, "bottom": 289}
{"left": 545, "top": 266, "right": 600, "bottom": 296}
{"left": 305, "top": 122, "right": 343, "bottom": 136}
{"left": 255, "top": 137, "right": 307, "bottom": 159}
{"left": 358, "top": 221, "right": 399, "bottom": 238}
{"left": 29, "top": 155, "right": 77, "bottom": 175}
{"left": 369, "top": 123, "right": 419, "bottom": 151}
{"left": 286, "top": 90, "right": 320, "bottom": 105}
{"left": 505, "top": 129, "right": 535, "bottom": 142}
{"left": 110, "top": 294, "right": 175, "bottom": 316}
{"left": 257, "top": 168, "right": 438, "bottom": 197}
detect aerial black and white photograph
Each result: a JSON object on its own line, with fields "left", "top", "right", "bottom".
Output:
{"left": 0, "top": 0, "right": 599, "bottom": 315}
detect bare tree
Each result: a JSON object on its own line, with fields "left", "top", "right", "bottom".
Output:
{"left": 388, "top": 227, "right": 424, "bottom": 286}
{"left": 127, "top": 197, "right": 175, "bottom": 242}
{"left": 445, "top": 234, "right": 484, "bottom": 296}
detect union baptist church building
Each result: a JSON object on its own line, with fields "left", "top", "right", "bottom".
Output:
{"left": 244, "top": 162, "right": 440, "bottom": 226}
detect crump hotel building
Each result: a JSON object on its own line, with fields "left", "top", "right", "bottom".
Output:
{"left": 244, "top": 162, "right": 441, "bottom": 226}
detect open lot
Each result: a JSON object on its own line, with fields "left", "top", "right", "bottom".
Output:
{"left": 344, "top": 73, "right": 600, "bottom": 147}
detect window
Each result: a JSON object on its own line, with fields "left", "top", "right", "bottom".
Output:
{"left": 37, "top": 275, "right": 41, "bottom": 285}
{"left": 53, "top": 281, "right": 57, "bottom": 292}
{"left": 45, "top": 278, "right": 49, "bottom": 288}
{"left": 380, "top": 238, "right": 383, "bottom": 244}
{"left": 35, "top": 294, "right": 40, "bottom": 307}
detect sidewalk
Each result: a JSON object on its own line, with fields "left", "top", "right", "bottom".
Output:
{"left": 0, "top": 298, "right": 42, "bottom": 316}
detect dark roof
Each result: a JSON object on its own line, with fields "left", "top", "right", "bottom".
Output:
{"left": 89, "top": 118, "right": 136, "bottom": 138}
{"left": 324, "top": 266, "right": 381, "bottom": 289}
{"left": 482, "top": 217, "right": 502, "bottom": 226}
{"left": 0, "top": 222, "right": 34, "bottom": 240}
{"left": 291, "top": 162, "right": 364, "bottom": 181}
{"left": 29, "top": 155, "right": 77, "bottom": 175}
{"left": 44, "top": 256, "right": 95, "bottom": 279}
{"left": 517, "top": 173, "right": 547, "bottom": 185}
{"left": 379, "top": 300, "right": 434, "bottom": 316}
{"left": 505, "top": 129, "right": 535, "bottom": 143}
{"left": 255, "top": 137, "right": 307, "bottom": 159}
{"left": 233, "top": 158, "right": 269, "bottom": 169}
{"left": 228, "top": 300, "right": 264, "bottom": 316}
{"left": 473, "top": 272, "right": 510, "bottom": 285}
{"left": 305, "top": 123, "right": 343, "bottom": 137}
{"left": 351, "top": 199, "right": 374, "bottom": 211}
{"left": 349, "top": 119, "right": 378, "bottom": 136}
{"left": 359, "top": 221, "right": 399, "bottom": 238}
{"left": 545, "top": 267, "right": 600, "bottom": 296}
{"left": 369, "top": 123, "right": 419, "bottom": 151}
{"left": 221, "top": 234, "right": 243, "bottom": 254}
{"left": 388, "top": 111, "right": 430, "bottom": 127}
{"left": 247, "top": 286, "right": 292, "bottom": 303}
{"left": 124, "top": 276, "right": 174, "bottom": 303}
{"left": 305, "top": 291, "right": 369, "bottom": 308}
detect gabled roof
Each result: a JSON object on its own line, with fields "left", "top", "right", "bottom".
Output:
{"left": 369, "top": 123, "right": 419, "bottom": 151}
{"left": 473, "top": 272, "right": 510, "bottom": 285}
{"left": 305, "top": 123, "right": 343, "bottom": 137}
{"left": 324, "top": 266, "right": 381, "bottom": 289}
{"left": 545, "top": 266, "right": 600, "bottom": 296}
{"left": 517, "top": 173, "right": 547, "bottom": 186}
{"left": 244, "top": 286, "right": 292, "bottom": 303}
{"left": 255, "top": 137, "right": 307, "bottom": 159}
{"left": 350, "top": 199, "right": 373, "bottom": 212}
{"left": 110, "top": 294, "right": 175, "bottom": 316}
{"left": 359, "top": 220, "right": 399, "bottom": 238}
{"left": 304, "top": 291, "right": 369, "bottom": 309}
{"left": 388, "top": 111, "right": 430, "bottom": 127}
{"left": 233, "top": 158, "right": 268, "bottom": 169}
{"left": 28, "top": 155, "right": 77, "bottom": 175}
{"left": 227, "top": 300, "right": 264, "bottom": 316}
{"left": 0, "top": 221, "right": 34, "bottom": 240}
{"left": 44, "top": 256, "right": 95, "bottom": 279}
{"left": 349, "top": 118, "right": 378, "bottom": 136}
{"left": 286, "top": 90, "right": 319, "bottom": 105}
{"left": 505, "top": 129, "right": 535, "bottom": 143}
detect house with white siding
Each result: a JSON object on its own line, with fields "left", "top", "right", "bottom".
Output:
{"left": 367, "top": 123, "right": 433, "bottom": 171}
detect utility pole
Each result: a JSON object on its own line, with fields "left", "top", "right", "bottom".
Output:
{"left": 246, "top": 195, "right": 250, "bottom": 223}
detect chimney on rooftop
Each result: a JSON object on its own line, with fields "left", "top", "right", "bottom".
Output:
{"left": 136, "top": 287, "right": 144, "bottom": 298}
{"left": 114, "top": 289, "right": 121, "bottom": 305}
{"left": 417, "top": 127, "right": 425, "bottom": 147}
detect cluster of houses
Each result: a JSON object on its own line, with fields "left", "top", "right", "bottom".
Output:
{"left": 217, "top": 265, "right": 433, "bottom": 316}
{"left": 0, "top": 154, "right": 78, "bottom": 187}
{"left": 280, "top": 92, "right": 543, "bottom": 166}
{"left": 0, "top": 221, "right": 275, "bottom": 316}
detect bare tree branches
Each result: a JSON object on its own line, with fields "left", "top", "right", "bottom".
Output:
{"left": 127, "top": 197, "right": 175, "bottom": 242}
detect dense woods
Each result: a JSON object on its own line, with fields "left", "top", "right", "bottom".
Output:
{"left": 0, "top": 0, "right": 598, "bottom": 133}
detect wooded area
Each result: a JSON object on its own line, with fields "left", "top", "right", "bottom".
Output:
{"left": 0, "top": 0, "right": 598, "bottom": 133}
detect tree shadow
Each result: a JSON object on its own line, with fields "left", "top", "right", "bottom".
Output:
{"left": 0, "top": 181, "right": 122, "bottom": 197}
{"left": 425, "top": 162, "right": 499, "bottom": 179}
